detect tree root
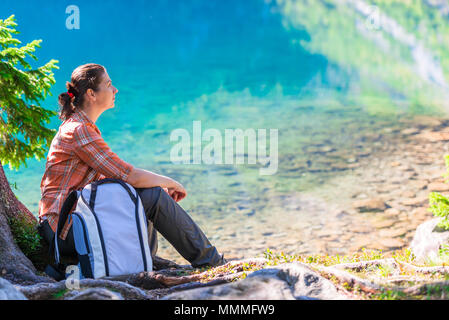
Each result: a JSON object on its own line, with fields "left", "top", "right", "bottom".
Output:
{"left": 145, "top": 270, "right": 254, "bottom": 299}
{"left": 15, "top": 258, "right": 264, "bottom": 300}
{"left": 331, "top": 258, "right": 398, "bottom": 272}
{"left": 403, "top": 280, "right": 449, "bottom": 296}
{"left": 166, "top": 278, "right": 229, "bottom": 293}
{"left": 315, "top": 266, "right": 383, "bottom": 294}
{"left": 125, "top": 272, "right": 204, "bottom": 290}
{"left": 104, "top": 258, "right": 264, "bottom": 290}
{"left": 152, "top": 255, "right": 192, "bottom": 271}
{"left": 394, "top": 260, "right": 449, "bottom": 275}
{"left": 385, "top": 276, "right": 429, "bottom": 285}
{"left": 17, "top": 278, "right": 150, "bottom": 300}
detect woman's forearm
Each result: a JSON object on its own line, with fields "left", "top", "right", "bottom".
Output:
{"left": 126, "top": 167, "right": 176, "bottom": 189}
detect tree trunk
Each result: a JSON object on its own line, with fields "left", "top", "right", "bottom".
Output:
{"left": 0, "top": 160, "right": 51, "bottom": 284}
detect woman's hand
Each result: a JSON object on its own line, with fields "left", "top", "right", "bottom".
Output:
{"left": 164, "top": 181, "right": 187, "bottom": 202}
{"left": 126, "top": 167, "right": 187, "bottom": 202}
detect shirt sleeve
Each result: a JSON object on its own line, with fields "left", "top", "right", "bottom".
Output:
{"left": 73, "top": 124, "right": 134, "bottom": 182}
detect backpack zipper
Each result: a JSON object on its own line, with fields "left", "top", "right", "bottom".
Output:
{"left": 80, "top": 192, "right": 110, "bottom": 277}
{"left": 133, "top": 196, "right": 148, "bottom": 271}
{"left": 72, "top": 212, "right": 90, "bottom": 254}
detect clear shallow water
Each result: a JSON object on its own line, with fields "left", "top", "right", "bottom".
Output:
{"left": 2, "top": 0, "right": 448, "bottom": 262}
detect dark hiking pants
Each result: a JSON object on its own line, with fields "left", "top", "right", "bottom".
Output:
{"left": 38, "top": 186, "right": 224, "bottom": 268}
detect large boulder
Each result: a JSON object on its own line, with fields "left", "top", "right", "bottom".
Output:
{"left": 410, "top": 218, "right": 449, "bottom": 262}
{"left": 162, "top": 262, "right": 346, "bottom": 300}
{"left": 0, "top": 277, "right": 27, "bottom": 300}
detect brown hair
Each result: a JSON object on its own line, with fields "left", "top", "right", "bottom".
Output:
{"left": 58, "top": 63, "right": 106, "bottom": 121}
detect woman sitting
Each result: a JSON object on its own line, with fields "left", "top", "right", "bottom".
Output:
{"left": 38, "top": 63, "right": 226, "bottom": 268}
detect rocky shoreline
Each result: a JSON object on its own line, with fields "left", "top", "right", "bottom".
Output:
{"left": 156, "top": 114, "right": 449, "bottom": 264}
{"left": 304, "top": 115, "right": 449, "bottom": 256}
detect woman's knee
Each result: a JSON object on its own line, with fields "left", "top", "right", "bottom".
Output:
{"left": 136, "top": 186, "right": 164, "bottom": 213}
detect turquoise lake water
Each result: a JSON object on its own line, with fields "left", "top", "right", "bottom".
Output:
{"left": 2, "top": 0, "right": 448, "bottom": 261}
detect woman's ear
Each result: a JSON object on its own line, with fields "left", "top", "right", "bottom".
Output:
{"left": 86, "top": 88, "right": 96, "bottom": 101}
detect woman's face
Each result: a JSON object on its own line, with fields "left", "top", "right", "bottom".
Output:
{"left": 94, "top": 70, "right": 118, "bottom": 110}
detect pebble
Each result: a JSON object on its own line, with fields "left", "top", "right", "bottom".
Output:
{"left": 418, "top": 131, "right": 449, "bottom": 142}
{"left": 412, "top": 116, "right": 443, "bottom": 127}
{"left": 427, "top": 182, "right": 449, "bottom": 192}
{"left": 353, "top": 225, "right": 373, "bottom": 233}
{"left": 378, "top": 238, "right": 405, "bottom": 249}
{"left": 352, "top": 198, "right": 388, "bottom": 212}
{"left": 409, "top": 180, "right": 428, "bottom": 190}
{"left": 411, "top": 207, "right": 431, "bottom": 218}
{"left": 401, "top": 128, "right": 421, "bottom": 135}
{"left": 245, "top": 210, "right": 256, "bottom": 216}
{"left": 331, "top": 163, "right": 348, "bottom": 171}
{"left": 401, "top": 196, "right": 429, "bottom": 206}
{"left": 262, "top": 232, "right": 273, "bottom": 237}
{"left": 348, "top": 238, "right": 373, "bottom": 252}
{"left": 384, "top": 208, "right": 400, "bottom": 216}
{"left": 372, "top": 219, "right": 397, "bottom": 229}
{"left": 401, "top": 191, "right": 416, "bottom": 198}
{"left": 379, "top": 228, "right": 407, "bottom": 238}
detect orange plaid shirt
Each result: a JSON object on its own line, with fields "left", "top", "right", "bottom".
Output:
{"left": 38, "top": 108, "right": 134, "bottom": 240}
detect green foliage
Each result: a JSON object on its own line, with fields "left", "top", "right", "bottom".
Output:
{"left": 392, "top": 247, "right": 415, "bottom": 264}
{"left": 374, "top": 263, "right": 394, "bottom": 278}
{"left": 428, "top": 155, "right": 449, "bottom": 230}
{"left": 0, "top": 14, "right": 59, "bottom": 170}
{"left": 7, "top": 213, "right": 42, "bottom": 258}
{"left": 374, "top": 288, "right": 408, "bottom": 300}
{"left": 51, "top": 289, "right": 68, "bottom": 299}
{"left": 263, "top": 247, "right": 389, "bottom": 267}
{"left": 423, "top": 243, "right": 449, "bottom": 266}
{"left": 439, "top": 244, "right": 449, "bottom": 257}
{"left": 263, "top": 248, "right": 296, "bottom": 266}
{"left": 429, "top": 192, "right": 449, "bottom": 230}
{"left": 8, "top": 181, "right": 18, "bottom": 190}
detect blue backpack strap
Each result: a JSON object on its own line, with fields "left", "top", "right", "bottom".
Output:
{"left": 71, "top": 213, "right": 94, "bottom": 279}
{"left": 53, "top": 189, "right": 80, "bottom": 264}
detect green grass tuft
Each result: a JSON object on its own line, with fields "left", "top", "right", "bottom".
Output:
{"left": 7, "top": 214, "right": 42, "bottom": 259}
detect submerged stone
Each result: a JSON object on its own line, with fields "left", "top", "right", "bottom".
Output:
{"left": 352, "top": 198, "right": 388, "bottom": 212}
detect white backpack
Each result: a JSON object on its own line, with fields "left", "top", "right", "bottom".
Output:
{"left": 54, "top": 178, "right": 153, "bottom": 279}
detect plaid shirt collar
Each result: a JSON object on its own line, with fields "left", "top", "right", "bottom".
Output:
{"left": 72, "top": 108, "right": 102, "bottom": 136}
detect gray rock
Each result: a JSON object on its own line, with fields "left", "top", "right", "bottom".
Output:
{"left": 410, "top": 218, "right": 449, "bottom": 262}
{"left": 162, "top": 262, "right": 346, "bottom": 300}
{"left": 0, "top": 277, "right": 27, "bottom": 300}
{"left": 65, "top": 288, "right": 123, "bottom": 300}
